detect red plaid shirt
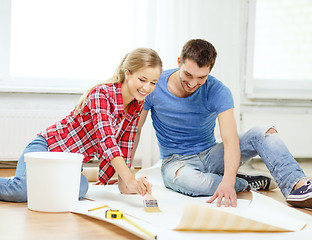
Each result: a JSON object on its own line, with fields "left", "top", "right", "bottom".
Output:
{"left": 40, "top": 83, "right": 143, "bottom": 184}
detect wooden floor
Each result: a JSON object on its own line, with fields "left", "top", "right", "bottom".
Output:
{"left": 0, "top": 168, "right": 140, "bottom": 240}
{"left": 0, "top": 160, "right": 312, "bottom": 240}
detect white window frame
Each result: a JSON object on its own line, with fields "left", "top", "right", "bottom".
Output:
{"left": 0, "top": 0, "right": 91, "bottom": 93}
{"left": 0, "top": 0, "right": 14, "bottom": 92}
{"left": 245, "top": 0, "right": 312, "bottom": 100}
{"left": 0, "top": 0, "right": 153, "bottom": 94}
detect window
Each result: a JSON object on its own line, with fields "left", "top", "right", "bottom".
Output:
{"left": 0, "top": 0, "right": 149, "bottom": 93}
{"left": 245, "top": 0, "right": 312, "bottom": 99}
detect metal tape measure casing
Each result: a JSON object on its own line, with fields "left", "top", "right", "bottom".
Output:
{"left": 105, "top": 210, "right": 123, "bottom": 219}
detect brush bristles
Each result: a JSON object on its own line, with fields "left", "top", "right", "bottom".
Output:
{"left": 144, "top": 199, "right": 161, "bottom": 212}
{"left": 143, "top": 194, "right": 161, "bottom": 212}
{"left": 144, "top": 206, "right": 161, "bottom": 212}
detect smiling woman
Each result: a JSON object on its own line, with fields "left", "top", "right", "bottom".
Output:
{"left": 123, "top": 67, "right": 160, "bottom": 102}
{"left": 0, "top": 47, "right": 163, "bottom": 203}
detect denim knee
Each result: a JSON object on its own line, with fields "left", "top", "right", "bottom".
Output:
{"left": 79, "top": 174, "right": 89, "bottom": 199}
{"left": 245, "top": 126, "right": 276, "bottom": 138}
{"left": 9, "top": 189, "right": 27, "bottom": 202}
{"left": 0, "top": 178, "right": 28, "bottom": 202}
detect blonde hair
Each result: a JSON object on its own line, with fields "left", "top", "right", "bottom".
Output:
{"left": 74, "top": 48, "right": 162, "bottom": 115}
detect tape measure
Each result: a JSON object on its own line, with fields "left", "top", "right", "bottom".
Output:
{"left": 105, "top": 210, "right": 123, "bottom": 219}
{"left": 105, "top": 209, "right": 157, "bottom": 239}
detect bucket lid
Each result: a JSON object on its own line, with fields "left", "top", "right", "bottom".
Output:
{"left": 24, "top": 152, "right": 84, "bottom": 162}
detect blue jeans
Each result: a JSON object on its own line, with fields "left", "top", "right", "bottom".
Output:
{"left": 0, "top": 135, "right": 89, "bottom": 202}
{"left": 161, "top": 126, "right": 306, "bottom": 198}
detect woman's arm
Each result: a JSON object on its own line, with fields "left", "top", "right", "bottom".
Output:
{"left": 111, "top": 156, "right": 152, "bottom": 196}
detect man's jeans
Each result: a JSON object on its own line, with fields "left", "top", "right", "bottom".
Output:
{"left": 0, "top": 135, "right": 89, "bottom": 202}
{"left": 161, "top": 126, "right": 306, "bottom": 198}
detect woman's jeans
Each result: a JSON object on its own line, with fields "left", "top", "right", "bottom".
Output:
{"left": 161, "top": 126, "right": 306, "bottom": 198}
{"left": 0, "top": 135, "right": 89, "bottom": 202}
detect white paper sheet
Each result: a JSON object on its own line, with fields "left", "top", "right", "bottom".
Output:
{"left": 175, "top": 191, "right": 308, "bottom": 232}
{"left": 72, "top": 162, "right": 312, "bottom": 240}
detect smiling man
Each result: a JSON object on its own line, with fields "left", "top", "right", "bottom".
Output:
{"left": 134, "top": 39, "right": 311, "bottom": 209}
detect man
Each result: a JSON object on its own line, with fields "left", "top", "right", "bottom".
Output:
{"left": 135, "top": 39, "right": 311, "bottom": 208}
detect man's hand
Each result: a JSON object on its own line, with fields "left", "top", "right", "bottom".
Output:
{"left": 211, "top": 108, "right": 240, "bottom": 207}
{"left": 206, "top": 181, "right": 237, "bottom": 207}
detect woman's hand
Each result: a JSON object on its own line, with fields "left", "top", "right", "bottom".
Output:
{"left": 111, "top": 156, "right": 152, "bottom": 196}
{"left": 118, "top": 175, "right": 152, "bottom": 196}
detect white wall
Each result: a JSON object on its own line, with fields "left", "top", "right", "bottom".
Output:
{"left": 0, "top": 0, "right": 248, "bottom": 166}
{"left": 1, "top": 0, "right": 311, "bottom": 166}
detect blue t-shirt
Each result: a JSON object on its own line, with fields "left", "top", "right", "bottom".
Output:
{"left": 143, "top": 68, "right": 234, "bottom": 158}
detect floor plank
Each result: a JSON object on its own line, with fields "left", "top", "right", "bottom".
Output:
{"left": 1, "top": 159, "right": 311, "bottom": 239}
{"left": 0, "top": 200, "right": 142, "bottom": 240}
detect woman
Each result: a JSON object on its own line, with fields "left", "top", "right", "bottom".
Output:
{"left": 0, "top": 48, "right": 163, "bottom": 202}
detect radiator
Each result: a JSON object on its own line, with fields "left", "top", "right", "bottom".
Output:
{"left": 0, "top": 112, "right": 63, "bottom": 161}
{"left": 2, "top": 111, "right": 310, "bottom": 163}
{"left": 0, "top": 111, "right": 160, "bottom": 167}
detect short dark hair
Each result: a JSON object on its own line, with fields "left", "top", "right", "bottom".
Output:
{"left": 180, "top": 39, "right": 217, "bottom": 69}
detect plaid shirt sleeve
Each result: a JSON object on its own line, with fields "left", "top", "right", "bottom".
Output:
{"left": 40, "top": 83, "right": 142, "bottom": 185}
{"left": 86, "top": 85, "right": 142, "bottom": 184}
{"left": 87, "top": 88, "right": 124, "bottom": 164}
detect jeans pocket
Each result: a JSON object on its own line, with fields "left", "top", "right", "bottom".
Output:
{"left": 162, "top": 154, "right": 176, "bottom": 166}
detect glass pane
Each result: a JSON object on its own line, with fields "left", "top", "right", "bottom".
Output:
{"left": 253, "top": 0, "right": 312, "bottom": 81}
{"left": 10, "top": 0, "right": 134, "bottom": 81}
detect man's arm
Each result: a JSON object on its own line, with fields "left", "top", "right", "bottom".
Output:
{"left": 206, "top": 108, "right": 240, "bottom": 207}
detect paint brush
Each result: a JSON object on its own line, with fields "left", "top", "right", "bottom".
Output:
{"left": 143, "top": 193, "right": 161, "bottom": 212}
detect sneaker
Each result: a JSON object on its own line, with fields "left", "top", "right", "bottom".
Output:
{"left": 286, "top": 179, "right": 312, "bottom": 209}
{"left": 237, "top": 174, "right": 278, "bottom": 191}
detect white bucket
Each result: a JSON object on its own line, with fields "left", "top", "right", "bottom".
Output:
{"left": 24, "top": 152, "right": 84, "bottom": 212}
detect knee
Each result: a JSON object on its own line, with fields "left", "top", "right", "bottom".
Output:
{"left": 246, "top": 126, "right": 277, "bottom": 139}
{"left": 265, "top": 127, "right": 277, "bottom": 135}
{"left": 1, "top": 179, "right": 28, "bottom": 202}
{"left": 10, "top": 190, "right": 27, "bottom": 202}
{"left": 173, "top": 168, "right": 217, "bottom": 196}
{"left": 79, "top": 174, "right": 89, "bottom": 199}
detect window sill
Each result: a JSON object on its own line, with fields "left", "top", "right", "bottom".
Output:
{"left": 0, "top": 86, "right": 84, "bottom": 94}
{"left": 246, "top": 90, "right": 312, "bottom": 101}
